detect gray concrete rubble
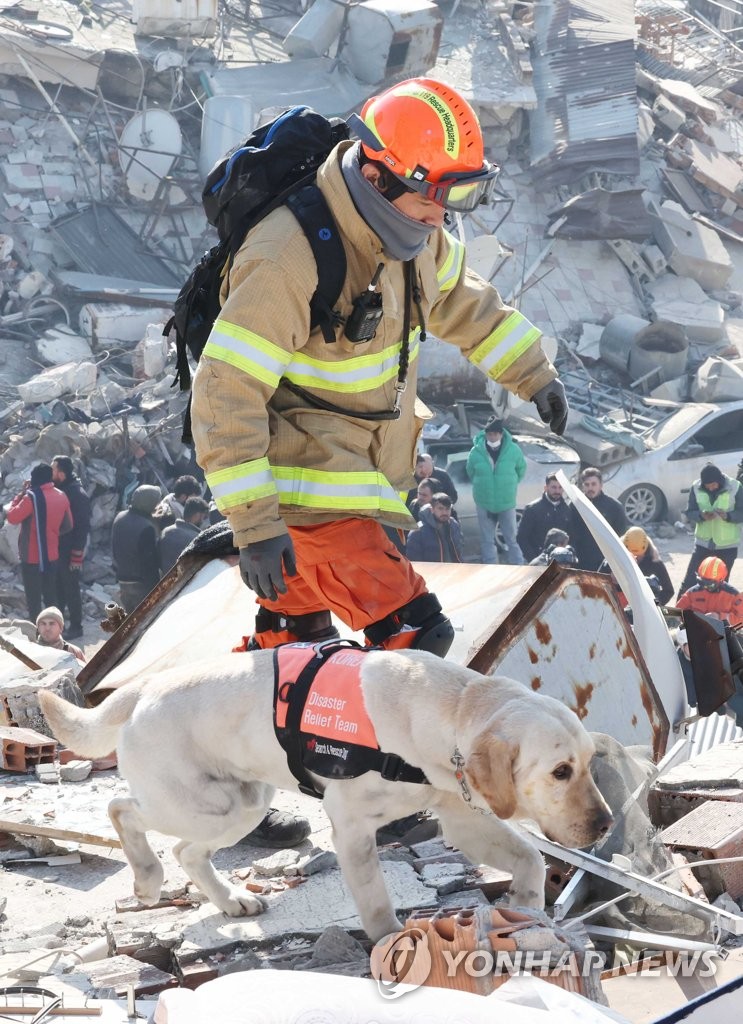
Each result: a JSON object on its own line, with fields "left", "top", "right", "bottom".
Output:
{"left": 2, "top": 0, "right": 743, "bottom": 1020}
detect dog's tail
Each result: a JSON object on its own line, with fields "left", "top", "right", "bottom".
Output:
{"left": 39, "top": 686, "right": 140, "bottom": 758}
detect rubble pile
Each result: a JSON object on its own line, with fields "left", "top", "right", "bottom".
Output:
{"left": 2, "top": 0, "right": 743, "bottom": 1018}
{"left": 0, "top": 78, "right": 212, "bottom": 625}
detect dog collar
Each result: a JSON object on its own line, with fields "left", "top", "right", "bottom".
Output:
{"left": 451, "top": 746, "right": 491, "bottom": 816}
{"left": 451, "top": 747, "right": 474, "bottom": 804}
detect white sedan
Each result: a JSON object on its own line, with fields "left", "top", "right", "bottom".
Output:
{"left": 600, "top": 400, "right": 743, "bottom": 526}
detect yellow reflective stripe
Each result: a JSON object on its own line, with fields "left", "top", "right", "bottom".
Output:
{"left": 273, "top": 466, "right": 411, "bottom": 516}
{"left": 437, "top": 231, "right": 464, "bottom": 293}
{"left": 284, "top": 334, "right": 419, "bottom": 394}
{"left": 206, "top": 457, "right": 277, "bottom": 511}
{"left": 469, "top": 312, "right": 541, "bottom": 380}
{"left": 203, "top": 319, "right": 291, "bottom": 387}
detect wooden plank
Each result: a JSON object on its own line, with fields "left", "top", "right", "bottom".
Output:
{"left": 0, "top": 817, "right": 121, "bottom": 848}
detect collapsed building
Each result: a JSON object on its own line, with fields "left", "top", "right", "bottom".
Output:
{"left": 1, "top": 0, "right": 743, "bottom": 1021}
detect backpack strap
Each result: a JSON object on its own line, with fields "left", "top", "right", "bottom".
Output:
{"left": 286, "top": 185, "right": 346, "bottom": 344}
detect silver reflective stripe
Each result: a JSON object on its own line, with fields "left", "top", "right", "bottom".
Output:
{"left": 285, "top": 336, "right": 420, "bottom": 393}
{"left": 473, "top": 315, "right": 540, "bottom": 376}
{"left": 207, "top": 459, "right": 277, "bottom": 510}
{"left": 204, "top": 321, "right": 291, "bottom": 386}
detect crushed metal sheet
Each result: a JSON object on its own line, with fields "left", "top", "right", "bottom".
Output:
{"left": 49, "top": 206, "right": 183, "bottom": 287}
{"left": 546, "top": 189, "right": 652, "bottom": 241}
{"left": 529, "top": 0, "right": 639, "bottom": 185}
{"left": 529, "top": 833, "right": 743, "bottom": 936}
{"left": 661, "top": 168, "right": 711, "bottom": 214}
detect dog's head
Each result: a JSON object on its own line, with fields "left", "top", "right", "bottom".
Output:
{"left": 462, "top": 689, "right": 612, "bottom": 849}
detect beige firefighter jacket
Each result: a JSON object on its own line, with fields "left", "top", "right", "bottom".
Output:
{"left": 191, "top": 141, "right": 557, "bottom": 548}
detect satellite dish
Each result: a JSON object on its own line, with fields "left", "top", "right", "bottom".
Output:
{"left": 118, "top": 108, "right": 183, "bottom": 201}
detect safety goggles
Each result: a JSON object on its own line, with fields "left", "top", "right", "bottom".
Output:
{"left": 348, "top": 114, "right": 498, "bottom": 212}
{"left": 400, "top": 165, "right": 498, "bottom": 212}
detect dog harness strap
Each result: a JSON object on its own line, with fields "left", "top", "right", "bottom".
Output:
{"left": 275, "top": 644, "right": 339, "bottom": 798}
{"left": 272, "top": 641, "right": 429, "bottom": 794}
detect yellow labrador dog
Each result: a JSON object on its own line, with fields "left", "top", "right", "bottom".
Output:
{"left": 40, "top": 649, "right": 612, "bottom": 942}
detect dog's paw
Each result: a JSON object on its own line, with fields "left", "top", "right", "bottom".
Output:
{"left": 133, "top": 865, "right": 164, "bottom": 906}
{"left": 507, "top": 888, "right": 545, "bottom": 911}
{"left": 219, "top": 887, "right": 267, "bottom": 918}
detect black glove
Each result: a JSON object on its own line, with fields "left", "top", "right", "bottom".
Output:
{"left": 531, "top": 378, "right": 569, "bottom": 436}
{"left": 239, "top": 533, "right": 297, "bottom": 601}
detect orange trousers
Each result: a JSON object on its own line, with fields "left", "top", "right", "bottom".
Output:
{"left": 251, "top": 518, "right": 429, "bottom": 648}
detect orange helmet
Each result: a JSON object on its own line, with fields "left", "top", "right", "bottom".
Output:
{"left": 348, "top": 78, "right": 498, "bottom": 211}
{"left": 697, "top": 556, "right": 728, "bottom": 585}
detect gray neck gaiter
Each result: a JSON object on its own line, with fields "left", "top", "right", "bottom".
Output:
{"left": 341, "top": 142, "right": 435, "bottom": 262}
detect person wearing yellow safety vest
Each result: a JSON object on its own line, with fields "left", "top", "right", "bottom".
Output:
{"left": 191, "top": 77, "right": 568, "bottom": 662}
{"left": 677, "top": 463, "right": 743, "bottom": 599}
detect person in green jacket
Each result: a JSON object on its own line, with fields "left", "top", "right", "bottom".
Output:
{"left": 466, "top": 417, "right": 526, "bottom": 565}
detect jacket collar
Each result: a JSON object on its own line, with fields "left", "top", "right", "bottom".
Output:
{"left": 318, "top": 142, "right": 444, "bottom": 266}
{"left": 476, "top": 427, "right": 512, "bottom": 447}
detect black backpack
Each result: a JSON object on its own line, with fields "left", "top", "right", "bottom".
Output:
{"left": 167, "top": 106, "right": 349, "bottom": 443}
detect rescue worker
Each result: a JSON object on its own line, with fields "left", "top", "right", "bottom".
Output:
{"left": 191, "top": 77, "right": 568, "bottom": 656}
{"left": 676, "top": 556, "right": 743, "bottom": 627}
{"left": 190, "top": 79, "right": 568, "bottom": 845}
{"left": 678, "top": 464, "right": 743, "bottom": 598}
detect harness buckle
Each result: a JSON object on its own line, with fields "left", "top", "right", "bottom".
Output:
{"left": 380, "top": 753, "right": 406, "bottom": 782}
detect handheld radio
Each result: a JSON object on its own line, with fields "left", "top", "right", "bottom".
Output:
{"left": 344, "top": 263, "right": 384, "bottom": 343}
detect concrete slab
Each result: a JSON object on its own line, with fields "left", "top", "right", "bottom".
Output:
{"left": 691, "top": 357, "right": 743, "bottom": 402}
{"left": 649, "top": 298, "right": 724, "bottom": 342}
{"left": 33, "top": 327, "right": 94, "bottom": 366}
{"left": 172, "top": 863, "right": 437, "bottom": 953}
{"left": 647, "top": 199, "right": 733, "bottom": 292}
{"left": 656, "top": 741, "right": 743, "bottom": 790}
{"left": 1, "top": 163, "right": 43, "bottom": 191}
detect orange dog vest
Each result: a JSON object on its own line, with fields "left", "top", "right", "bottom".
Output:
{"left": 272, "top": 640, "right": 428, "bottom": 798}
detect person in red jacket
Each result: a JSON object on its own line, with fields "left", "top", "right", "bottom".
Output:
{"left": 676, "top": 556, "right": 743, "bottom": 627}
{"left": 6, "top": 463, "right": 73, "bottom": 621}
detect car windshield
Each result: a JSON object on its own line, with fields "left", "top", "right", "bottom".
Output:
{"left": 644, "top": 405, "right": 711, "bottom": 449}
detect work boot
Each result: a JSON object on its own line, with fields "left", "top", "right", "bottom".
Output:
{"left": 244, "top": 808, "right": 311, "bottom": 848}
{"left": 66, "top": 625, "right": 83, "bottom": 640}
{"left": 376, "top": 813, "right": 438, "bottom": 847}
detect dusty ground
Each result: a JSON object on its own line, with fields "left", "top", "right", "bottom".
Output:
{"left": 0, "top": 533, "right": 741, "bottom": 1019}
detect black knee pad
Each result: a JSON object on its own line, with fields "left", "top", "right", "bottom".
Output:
{"left": 364, "top": 592, "right": 454, "bottom": 658}
{"left": 410, "top": 612, "right": 455, "bottom": 658}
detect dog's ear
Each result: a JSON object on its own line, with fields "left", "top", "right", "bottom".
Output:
{"left": 464, "top": 733, "right": 518, "bottom": 819}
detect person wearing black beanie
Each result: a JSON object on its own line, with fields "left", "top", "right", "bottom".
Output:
{"left": 678, "top": 462, "right": 743, "bottom": 598}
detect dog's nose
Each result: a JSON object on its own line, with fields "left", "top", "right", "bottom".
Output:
{"left": 594, "top": 810, "right": 613, "bottom": 836}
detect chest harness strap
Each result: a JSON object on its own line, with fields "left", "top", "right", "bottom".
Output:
{"left": 273, "top": 639, "right": 429, "bottom": 799}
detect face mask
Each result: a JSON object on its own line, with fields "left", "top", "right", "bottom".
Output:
{"left": 341, "top": 143, "right": 436, "bottom": 261}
